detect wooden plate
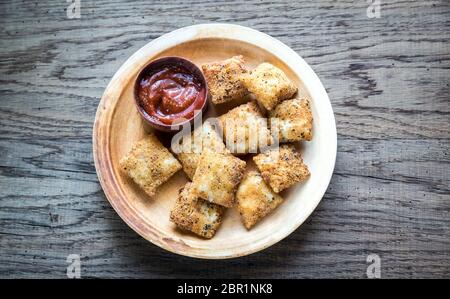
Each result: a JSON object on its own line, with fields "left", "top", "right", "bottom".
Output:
{"left": 93, "top": 24, "right": 337, "bottom": 259}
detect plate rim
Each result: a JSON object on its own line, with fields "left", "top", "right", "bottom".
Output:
{"left": 93, "top": 23, "right": 337, "bottom": 259}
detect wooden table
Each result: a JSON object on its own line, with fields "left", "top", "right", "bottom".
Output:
{"left": 0, "top": 0, "right": 449, "bottom": 278}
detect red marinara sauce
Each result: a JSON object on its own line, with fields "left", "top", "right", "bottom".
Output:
{"left": 137, "top": 64, "right": 206, "bottom": 125}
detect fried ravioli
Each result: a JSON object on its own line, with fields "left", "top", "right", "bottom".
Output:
{"left": 202, "top": 55, "right": 248, "bottom": 104}
{"left": 176, "top": 121, "right": 228, "bottom": 180}
{"left": 239, "top": 63, "right": 297, "bottom": 111}
{"left": 253, "top": 145, "right": 309, "bottom": 193}
{"left": 219, "top": 101, "right": 273, "bottom": 154}
{"left": 270, "top": 98, "right": 313, "bottom": 142}
{"left": 170, "top": 182, "right": 225, "bottom": 239}
{"left": 119, "top": 133, "right": 181, "bottom": 197}
{"left": 236, "top": 171, "right": 284, "bottom": 229}
{"left": 191, "top": 151, "right": 246, "bottom": 207}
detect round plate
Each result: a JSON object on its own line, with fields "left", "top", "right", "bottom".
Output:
{"left": 93, "top": 24, "right": 337, "bottom": 259}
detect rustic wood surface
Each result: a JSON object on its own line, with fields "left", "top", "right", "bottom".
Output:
{"left": 0, "top": 0, "right": 449, "bottom": 278}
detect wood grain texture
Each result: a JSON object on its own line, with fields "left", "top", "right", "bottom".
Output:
{"left": 0, "top": 0, "right": 449, "bottom": 278}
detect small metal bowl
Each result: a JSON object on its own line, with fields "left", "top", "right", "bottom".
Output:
{"left": 133, "top": 56, "right": 209, "bottom": 132}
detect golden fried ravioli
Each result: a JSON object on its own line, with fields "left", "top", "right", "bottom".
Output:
{"left": 219, "top": 101, "right": 273, "bottom": 154}
{"left": 170, "top": 182, "right": 225, "bottom": 238}
{"left": 202, "top": 56, "right": 248, "bottom": 104}
{"left": 240, "top": 63, "right": 297, "bottom": 111}
{"left": 236, "top": 171, "right": 284, "bottom": 229}
{"left": 253, "top": 145, "right": 309, "bottom": 193}
{"left": 191, "top": 151, "right": 246, "bottom": 207}
{"left": 270, "top": 98, "right": 313, "bottom": 142}
{"left": 176, "top": 121, "right": 228, "bottom": 180}
{"left": 119, "top": 133, "right": 181, "bottom": 197}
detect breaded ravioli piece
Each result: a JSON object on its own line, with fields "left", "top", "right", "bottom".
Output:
{"left": 191, "top": 151, "right": 246, "bottom": 207}
{"left": 253, "top": 145, "right": 309, "bottom": 193}
{"left": 176, "top": 121, "right": 228, "bottom": 180}
{"left": 119, "top": 133, "right": 181, "bottom": 197}
{"left": 270, "top": 98, "right": 313, "bottom": 142}
{"left": 236, "top": 171, "right": 284, "bottom": 229}
{"left": 240, "top": 63, "right": 297, "bottom": 111}
{"left": 219, "top": 101, "right": 273, "bottom": 154}
{"left": 170, "top": 183, "right": 225, "bottom": 238}
{"left": 202, "top": 56, "right": 248, "bottom": 104}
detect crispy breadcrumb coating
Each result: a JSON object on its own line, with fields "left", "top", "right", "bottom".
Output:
{"left": 270, "top": 98, "right": 313, "bottom": 142}
{"left": 236, "top": 171, "right": 284, "bottom": 229}
{"left": 191, "top": 151, "right": 246, "bottom": 207}
{"left": 253, "top": 145, "right": 309, "bottom": 193}
{"left": 170, "top": 182, "right": 225, "bottom": 238}
{"left": 202, "top": 55, "right": 248, "bottom": 104}
{"left": 176, "top": 121, "right": 228, "bottom": 180}
{"left": 119, "top": 133, "right": 181, "bottom": 197}
{"left": 219, "top": 101, "right": 273, "bottom": 154}
{"left": 239, "top": 63, "right": 297, "bottom": 111}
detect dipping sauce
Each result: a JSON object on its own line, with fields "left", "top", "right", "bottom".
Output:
{"left": 137, "top": 64, "right": 206, "bottom": 125}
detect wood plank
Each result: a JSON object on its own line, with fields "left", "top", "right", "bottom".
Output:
{"left": 0, "top": 0, "right": 449, "bottom": 278}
